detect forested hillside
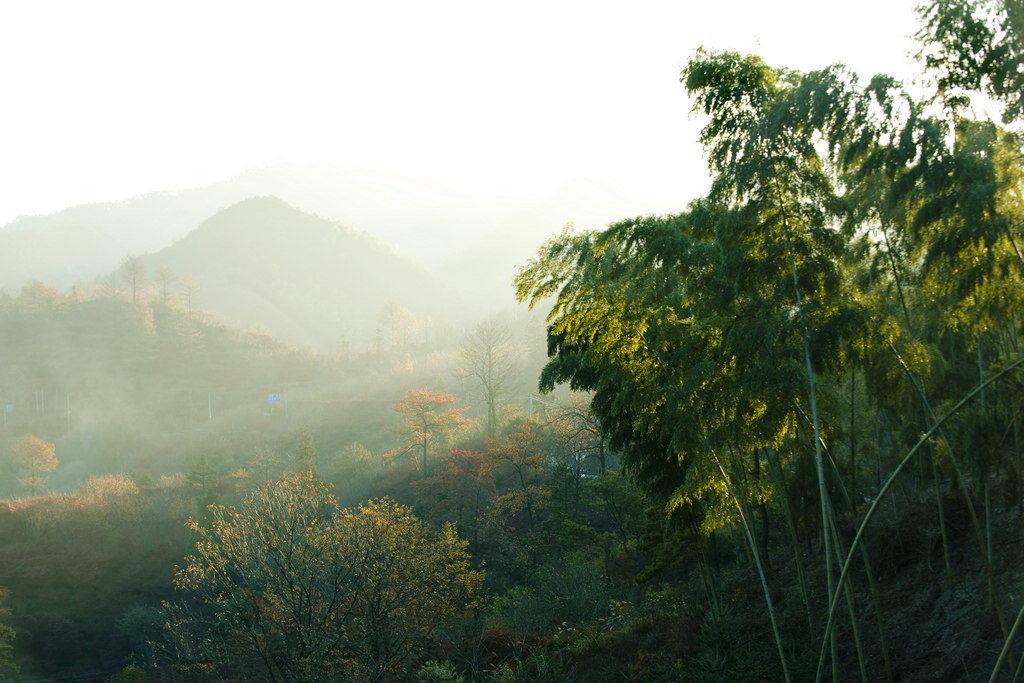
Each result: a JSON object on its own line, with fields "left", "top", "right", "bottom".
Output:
{"left": 1, "top": 1, "right": 1023, "bottom": 681}
{"left": 141, "top": 196, "right": 466, "bottom": 350}
{"left": 0, "top": 163, "right": 647, "bottom": 310}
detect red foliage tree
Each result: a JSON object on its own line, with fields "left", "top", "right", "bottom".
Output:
{"left": 385, "top": 389, "right": 471, "bottom": 478}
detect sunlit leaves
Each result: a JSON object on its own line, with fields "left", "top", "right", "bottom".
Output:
{"left": 385, "top": 389, "right": 472, "bottom": 477}
{"left": 171, "top": 473, "right": 482, "bottom": 680}
{"left": 11, "top": 435, "right": 57, "bottom": 496}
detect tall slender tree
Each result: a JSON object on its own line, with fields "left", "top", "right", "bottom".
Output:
{"left": 458, "top": 319, "right": 515, "bottom": 439}
{"left": 120, "top": 255, "right": 147, "bottom": 305}
{"left": 12, "top": 435, "right": 57, "bottom": 496}
{"left": 385, "top": 389, "right": 471, "bottom": 478}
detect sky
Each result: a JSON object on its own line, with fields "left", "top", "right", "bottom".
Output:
{"left": 0, "top": 0, "right": 925, "bottom": 229}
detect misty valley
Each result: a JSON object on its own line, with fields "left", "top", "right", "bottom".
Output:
{"left": 4, "top": 2, "right": 1024, "bottom": 680}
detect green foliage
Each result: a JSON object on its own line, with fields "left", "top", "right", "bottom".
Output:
{"left": 170, "top": 473, "right": 483, "bottom": 681}
{"left": 515, "top": 15, "right": 1024, "bottom": 679}
{"left": 293, "top": 427, "right": 319, "bottom": 473}
{"left": 0, "top": 479, "right": 191, "bottom": 679}
{"left": 105, "top": 659, "right": 147, "bottom": 683}
{"left": 414, "top": 447, "right": 495, "bottom": 553}
{"left": 499, "top": 553, "right": 610, "bottom": 633}
{"left": 6, "top": 3, "right": 1024, "bottom": 679}
{"left": 917, "top": 0, "right": 1024, "bottom": 123}
{"left": 329, "top": 441, "right": 381, "bottom": 504}
{"left": 418, "top": 659, "right": 465, "bottom": 682}
{"left": 0, "top": 589, "right": 16, "bottom": 682}
{"left": 116, "top": 603, "right": 163, "bottom": 666}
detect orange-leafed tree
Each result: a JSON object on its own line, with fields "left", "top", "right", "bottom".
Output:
{"left": 486, "top": 419, "right": 549, "bottom": 534}
{"left": 20, "top": 280, "right": 66, "bottom": 311}
{"left": 11, "top": 435, "right": 57, "bottom": 496}
{"left": 386, "top": 389, "right": 471, "bottom": 478}
{"left": 485, "top": 419, "right": 551, "bottom": 574}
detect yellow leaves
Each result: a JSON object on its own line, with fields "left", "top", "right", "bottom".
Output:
{"left": 175, "top": 474, "right": 483, "bottom": 676}
{"left": 11, "top": 435, "right": 57, "bottom": 473}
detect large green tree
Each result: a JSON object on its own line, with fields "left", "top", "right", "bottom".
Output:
{"left": 510, "top": 5, "right": 1024, "bottom": 680}
{"left": 170, "top": 474, "right": 482, "bottom": 681}
{"left": 917, "top": 0, "right": 1024, "bottom": 123}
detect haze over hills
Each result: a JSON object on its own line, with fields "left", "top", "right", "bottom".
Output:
{"left": 0, "top": 161, "right": 678, "bottom": 307}
{"left": 140, "top": 196, "right": 466, "bottom": 351}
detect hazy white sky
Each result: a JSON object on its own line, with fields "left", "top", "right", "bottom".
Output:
{"left": 0, "top": 0, "right": 924, "bottom": 227}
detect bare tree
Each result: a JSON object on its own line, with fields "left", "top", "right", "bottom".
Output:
{"left": 550, "top": 393, "right": 608, "bottom": 476}
{"left": 120, "top": 255, "right": 147, "bottom": 305}
{"left": 155, "top": 265, "right": 176, "bottom": 303}
{"left": 97, "top": 272, "right": 122, "bottom": 300}
{"left": 379, "top": 300, "right": 418, "bottom": 350}
{"left": 179, "top": 276, "right": 201, "bottom": 317}
{"left": 459, "top": 319, "right": 515, "bottom": 439}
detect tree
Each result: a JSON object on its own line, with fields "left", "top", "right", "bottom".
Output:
{"left": 485, "top": 419, "right": 551, "bottom": 573}
{"left": 19, "top": 281, "right": 65, "bottom": 311}
{"left": 249, "top": 446, "right": 283, "bottom": 482}
{"left": 458, "top": 319, "right": 516, "bottom": 439}
{"left": 549, "top": 393, "right": 608, "bottom": 477}
{"left": 12, "top": 435, "right": 57, "bottom": 495}
{"left": 120, "top": 255, "right": 147, "bottom": 305}
{"left": 917, "top": 0, "right": 1024, "bottom": 123}
{"left": 379, "top": 300, "right": 418, "bottom": 350}
{"left": 486, "top": 419, "right": 548, "bottom": 534}
{"left": 0, "top": 588, "right": 16, "bottom": 682}
{"left": 171, "top": 474, "right": 482, "bottom": 681}
{"left": 333, "top": 499, "right": 482, "bottom": 679}
{"left": 171, "top": 473, "right": 353, "bottom": 680}
{"left": 335, "top": 442, "right": 374, "bottom": 476}
{"left": 98, "top": 272, "right": 122, "bottom": 300}
{"left": 179, "top": 276, "right": 201, "bottom": 317}
{"left": 155, "top": 265, "right": 176, "bottom": 304}
{"left": 413, "top": 448, "right": 496, "bottom": 550}
{"left": 385, "top": 389, "right": 471, "bottom": 478}
{"left": 331, "top": 442, "right": 381, "bottom": 503}
{"left": 293, "top": 428, "right": 318, "bottom": 474}
{"left": 513, "top": 50, "right": 869, "bottom": 679}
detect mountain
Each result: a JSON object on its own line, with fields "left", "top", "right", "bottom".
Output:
{"left": 144, "top": 197, "right": 466, "bottom": 351}
{"left": 0, "top": 162, "right": 678, "bottom": 307}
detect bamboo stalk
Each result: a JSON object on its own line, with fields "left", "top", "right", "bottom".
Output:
{"left": 798, "top": 405, "right": 895, "bottom": 681}
{"left": 766, "top": 446, "right": 815, "bottom": 639}
{"left": 827, "top": 507, "right": 868, "bottom": 683}
{"left": 710, "top": 447, "right": 791, "bottom": 683}
{"left": 815, "top": 356, "right": 1024, "bottom": 682}
{"left": 990, "top": 599, "right": 1024, "bottom": 683}
{"left": 889, "top": 341, "right": 1010, "bottom": 639}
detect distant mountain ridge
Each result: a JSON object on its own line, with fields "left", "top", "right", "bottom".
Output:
{"left": 0, "top": 161, "right": 675, "bottom": 306}
{"left": 142, "top": 196, "right": 464, "bottom": 351}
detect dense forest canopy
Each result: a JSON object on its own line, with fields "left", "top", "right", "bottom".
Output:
{"left": 514, "top": 1, "right": 1024, "bottom": 679}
